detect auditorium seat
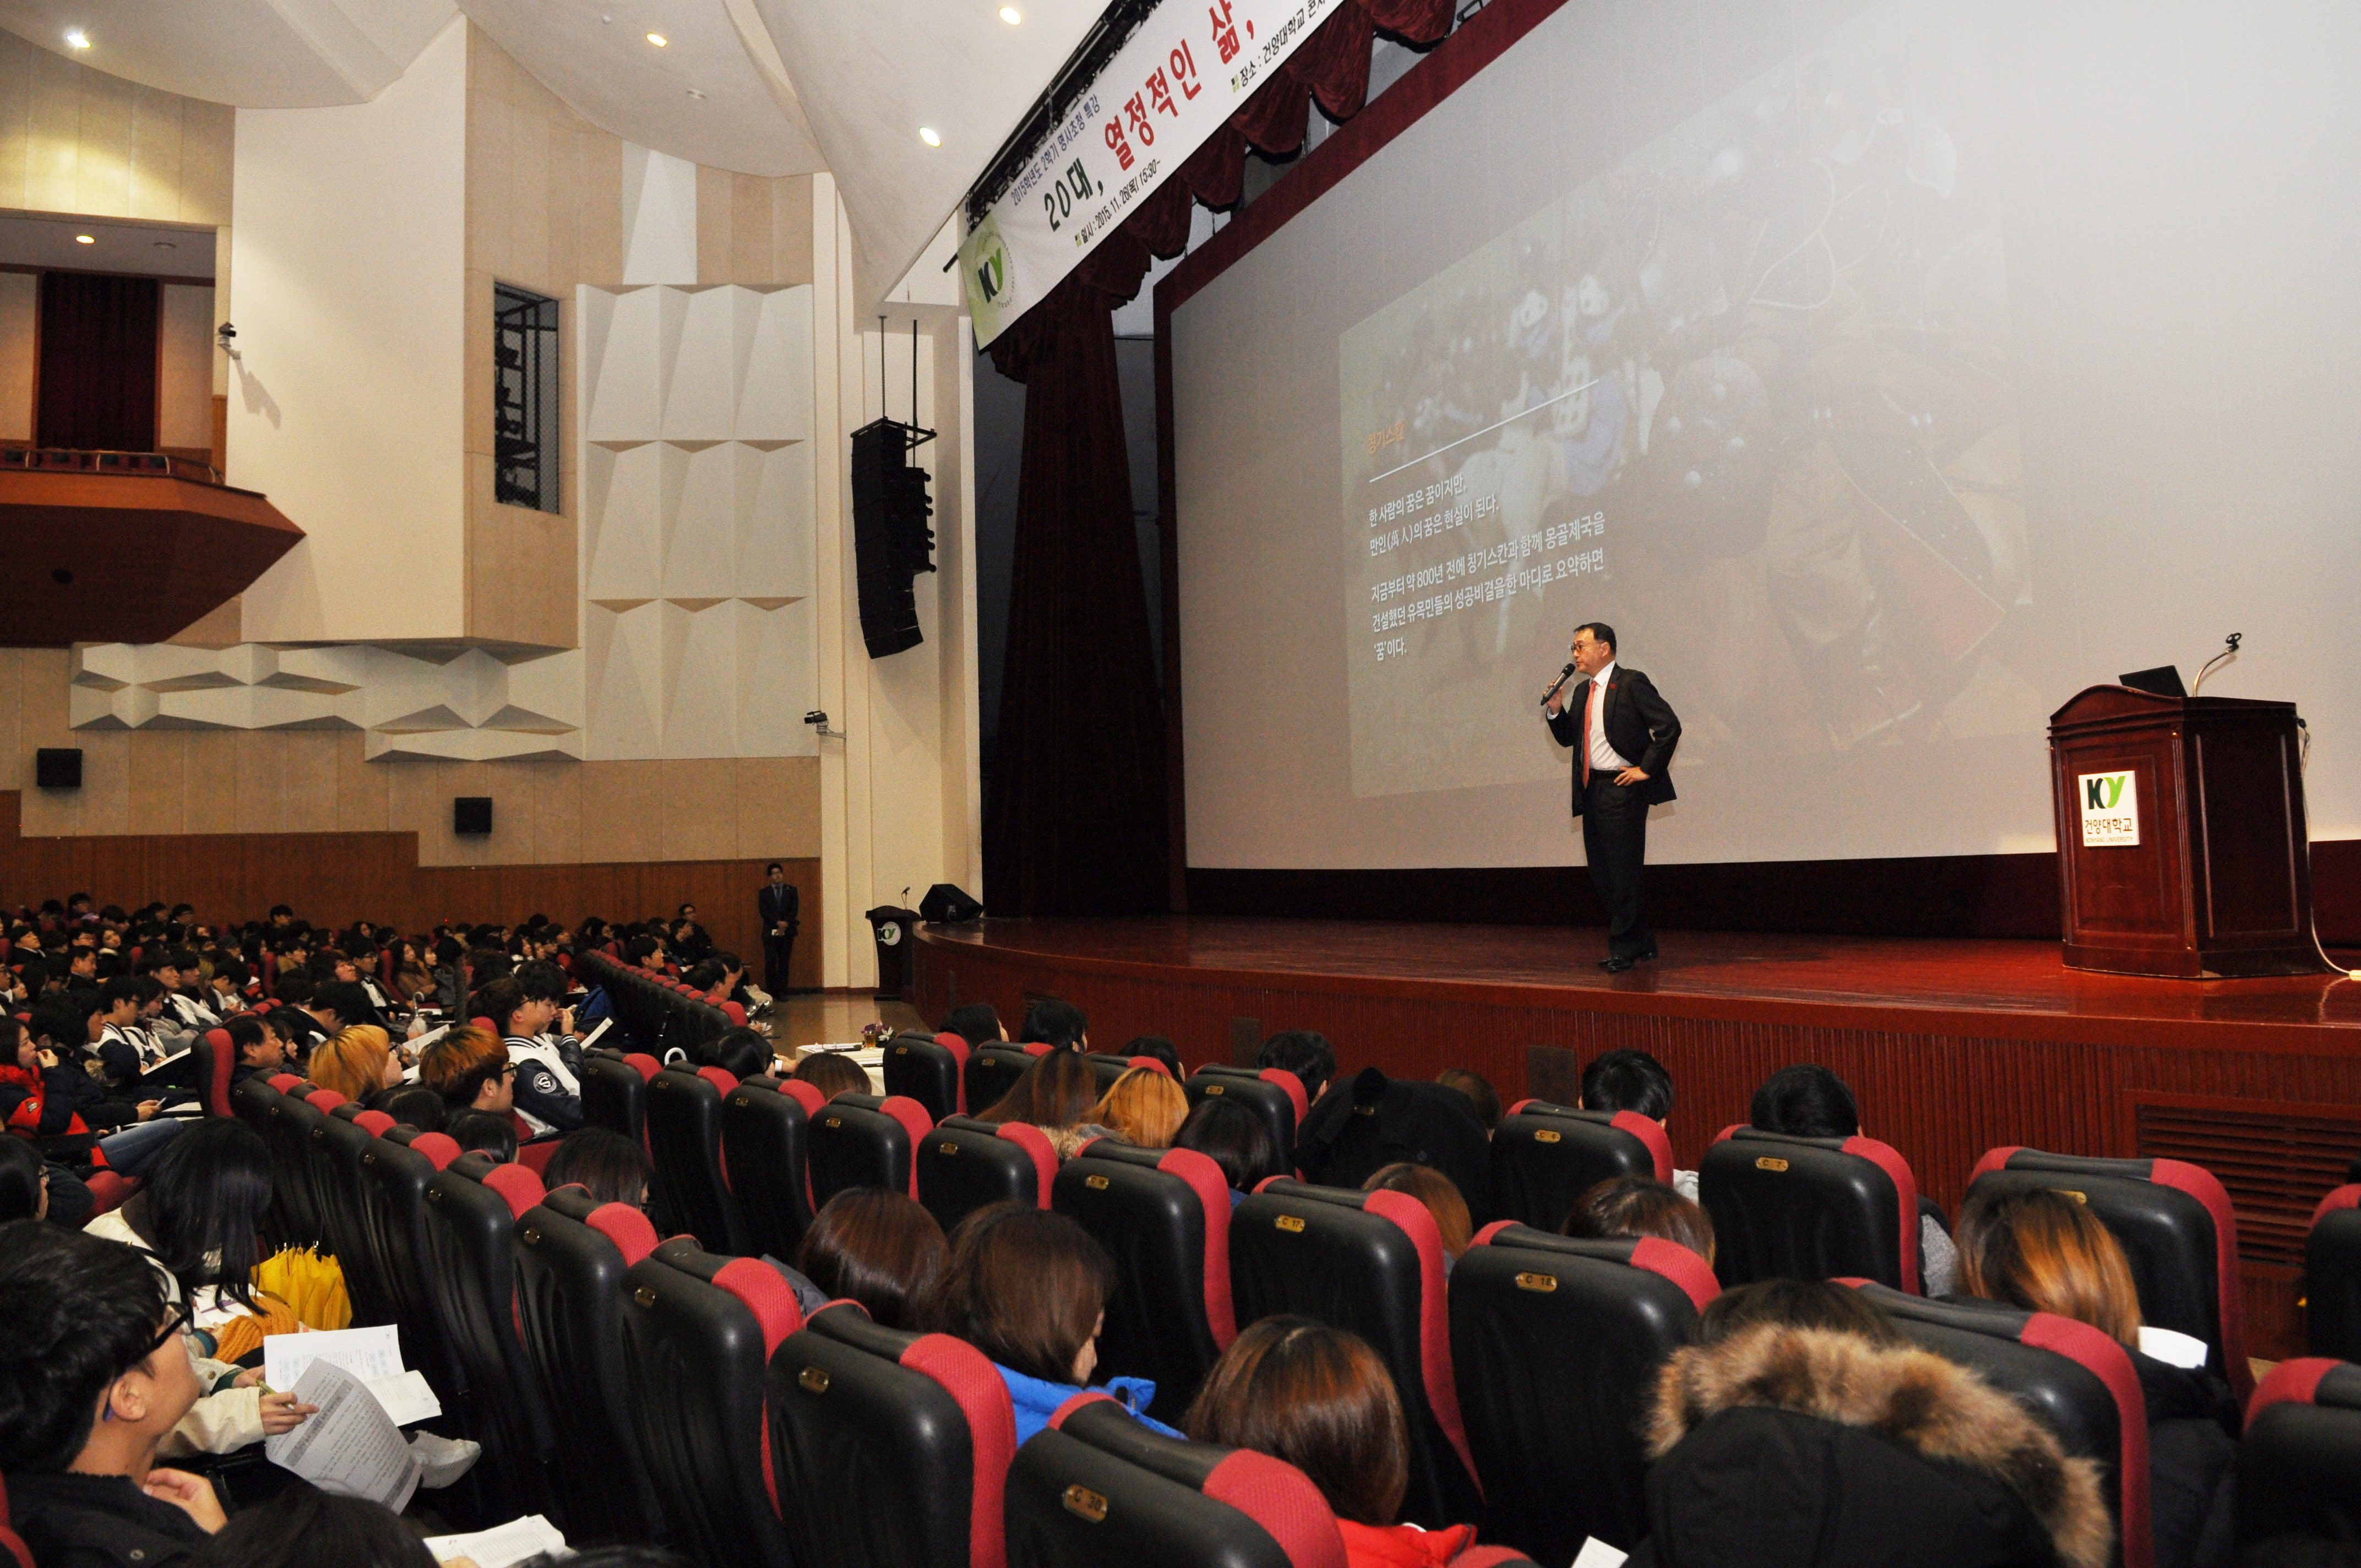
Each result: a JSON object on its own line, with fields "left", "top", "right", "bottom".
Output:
{"left": 358, "top": 1128, "right": 469, "bottom": 1416}
{"left": 1488, "top": 1100, "right": 1673, "bottom": 1232}
{"left": 808, "top": 1091, "right": 933, "bottom": 1206}
{"left": 1967, "top": 1147, "right": 2252, "bottom": 1400}
{"left": 1699, "top": 1125, "right": 1921, "bottom": 1292}
{"left": 720, "top": 1076, "right": 816, "bottom": 1262}
{"left": 231, "top": 1076, "right": 301, "bottom": 1251}
{"left": 2310, "top": 1186, "right": 2361, "bottom": 1361}
{"left": 617, "top": 1237, "right": 803, "bottom": 1568}
{"left": 581, "top": 1050, "right": 660, "bottom": 1141}
{"left": 883, "top": 1030, "right": 971, "bottom": 1121}
{"left": 420, "top": 1156, "right": 555, "bottom": 1516}
{"left": 1449, "top": 1222, "right": 1715, "bottom": 1561}
{"left": 917, "top": 1115, "right": 1058, "bottom": 1233}
{"left": 643, "top": 1065, "right": 748, "bottom": 1253}
{"left": 1, "top": 1472, "right": 32, "bottom": 1568}
{"left": 193, "top": 1027, "right": 235, "bottom": 1118}
{"left": 765, "top": 1300, "right": 1016, "bottom": 1568}
{"left": 1081, "top": 1053, "right": 1166, "bottom": 1093}
{"left": 254, "top": 1083, "right": 330, "bottom": 1249}
{"left": 1293, "top": 1069, "right": 1492, "bottom": 1222}
{"left": 964, "top": 1042, "right": 1050, "bottom": 1114}
{"left": 308, "top": 1108, "right": 401, "bottom": 1327}
{"left": 512, "top": 1187, "right": 668, "bottom": 1544}
{"left": 2236, "top": 1358, "right": 2361, "bottom": 1553}
{"left": 1231, "top": 1178, "right": 1481, "bottom": 1527}
{"left": 1052, "top": 1142, "right": 1237, "bottom": 1423}
{"left": 1844, "top": 1281, "right": 2152, "bottom": 1568}
{"left": 1184, "top": 1065, "right": 1307, "bottom": 1174}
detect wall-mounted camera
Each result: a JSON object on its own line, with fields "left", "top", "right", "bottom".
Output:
{"left": 216, "top": 322, "right": 240, "bottom": 360}
{"left": 804, "top": 710, "right": 844, "bottom": 740}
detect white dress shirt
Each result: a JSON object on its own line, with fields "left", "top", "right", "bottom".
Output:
{"left": 1586, "top": 660, "right": 1634, "bottom": 773}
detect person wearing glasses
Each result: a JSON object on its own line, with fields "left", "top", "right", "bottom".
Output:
{"left": 0, "top": 1221, "right": 230, "bottom": 1566}
{"left": 417, "top": 1026, "right": 531, "bottom": 1126}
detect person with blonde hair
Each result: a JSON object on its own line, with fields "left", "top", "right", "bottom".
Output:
{"left": 416, "top": 1026, "right": 513, "bottom": 1119}
{"left": 304, "top": 1025, "right": 400, "bottom": 1104}
{"left": 1085, "top": 1066, "right": 1188, "bottom": 1150}
{"left": 1954, "top": 1187, "right": 2236, "bottom": 1568}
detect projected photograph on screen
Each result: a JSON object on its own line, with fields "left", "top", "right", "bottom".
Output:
{"left": 1339, "top": 1, "right": 2027, "bottom": 800}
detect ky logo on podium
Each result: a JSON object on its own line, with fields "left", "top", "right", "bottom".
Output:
{"left": 2078, "top": 770, "right": 2140, "bottom": 847}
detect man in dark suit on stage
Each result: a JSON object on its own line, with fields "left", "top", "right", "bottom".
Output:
{"left": 1544, "top": 622, "right": 1680, "bottom": 972}
{"left": 758, "top": 862, "right": 799, "bottom": 997}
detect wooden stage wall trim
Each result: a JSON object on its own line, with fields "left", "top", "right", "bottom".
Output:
{"left": 0, "top": 792, "right": 822, "bottom": 990}
{"left": 1187, "top": 837, "right": 2361, "bottom": 945}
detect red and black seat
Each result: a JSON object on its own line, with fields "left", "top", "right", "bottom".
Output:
{"left": 883, "top": 1030, "right": 971, "bottom": 1121}
{"left": 643, "top": 1065, "right": 749, "bottom": 1254}
{"left": 358, "top": 1127, "right": 470, "bottom": 1417}
{"left": 1082, "top": 1053, "right": 1169, "bottom": 1095}
{"left": 580, "top": 1050, "right": 660, "bottom": 1141}
{"left": 1052, "top": 1142, "right": 1237, "bottom": 1423}
{"left": 765, "top": 1300, "right": 1017, "bottom": 1568}
{"left": 808, "top": 1091, "right": 934, "bottom": 1207}
{"left": 1489, "top": 1100, "right": 1674, "bottom": 1232}
{"left": 1844, "top": 1281, "right": 2154, "bottom": 1568}
{"left": 0, "top": 1472, "right": 32, "bottom": 1568}
{"left": 1967, "top": 1147, "right": 2251, "bottom": 1400}
{"left": 308, "top": 1106, "right": 402, "bottom": 1327}
{"left": 420, "top": 1156, "right": 556, "bottom": 1516}
{"left": 1231, "top": 1179, "right": 1481, "bottom": 1527}
{"left": 721, "top": 1075, "right": 816, "bottom": 1261}
{"left": 512, "top": 1186, "right": 668, "bottom": 1544}
{"left": 2236, "top": 1358, "right": 2361, "bottom": 1553}
{"left": 1185, "top": 1065, "right": 1306, "bottom": 1176}
{"left": 617, "top": 1237, "right": 803, "bottom": 1568}
{"left": 1449, "top": 1223, "right": 1716, "bottom": 1562}
{"left": 965, "top": 1042, "right": 1051, "bottom": 1115}
{"left": 2306, "top": 1186, "right": 2361, "bottom": 1360}
{"left": 193, "top": 1027, "right": 236, "bottom": 1118}
{"left": 1699, "top": 1126, "right": 1921, "bottom": 1292}
{"left": 253, "top": 1082, "right": 331, "bottom": 1249}
{"left": 917, "top": 1115, "right": 1058, "bottom": 1233}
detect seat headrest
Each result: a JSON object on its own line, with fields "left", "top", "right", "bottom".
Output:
{"left": 713, "top": 1256, "right": 804, "bottom": 1357}
{"left": 411, "top": 1131, "right": 460, "bottom": 1170}
{"left": 587, "top": 1201, "right": 660, "bottom": 1266}
{"left": 483, "top": 1162, "right": 546, "bottom": 1220}
{"left": 901, "top": 1333, "right": 1017, "bottom": 1568}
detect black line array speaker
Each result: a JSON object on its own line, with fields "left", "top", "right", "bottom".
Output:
{"left": 454, "top": 797, "right": 493, "bottom": 836}
{"left": 849, "top": 418, "right": 935, "bottom": 658}
{"left": 34, "top": 748, "right": 80, "bottom": 788}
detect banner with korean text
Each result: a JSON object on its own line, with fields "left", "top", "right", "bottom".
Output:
{"left": 961, "top": 0, "right": 1342, "bottom": 347}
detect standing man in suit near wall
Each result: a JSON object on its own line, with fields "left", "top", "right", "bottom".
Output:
{"left": 1544, "top": 622, "right": 1680, "bottom": 972}
{"left": 758, "top": 862, "right": 800, "bottom": 998}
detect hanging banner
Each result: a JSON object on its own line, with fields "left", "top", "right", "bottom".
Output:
{"left": 961, "top": 0, "right": 1345, "bottom": 347}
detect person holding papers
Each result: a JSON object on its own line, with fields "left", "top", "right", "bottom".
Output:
{"left": 0, "top": 1220, "right": 227, "bottom": 1567}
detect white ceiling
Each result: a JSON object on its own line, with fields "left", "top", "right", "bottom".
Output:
{"left": 0, "top": 0, "right": 1114, "bottom": 309}
{"left": 0, "top": 212, "right": 215, "bottom": 276}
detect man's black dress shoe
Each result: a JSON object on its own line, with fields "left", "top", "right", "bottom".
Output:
{"left": 1599, "top": 955, "right": 1636, "bottom": 973}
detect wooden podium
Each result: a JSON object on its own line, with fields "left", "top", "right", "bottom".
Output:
{"left": 2049, "top": 685, "right": 2327, "bottom": 977}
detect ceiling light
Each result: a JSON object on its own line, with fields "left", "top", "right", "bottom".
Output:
{"left": 153, "top": 240, "right": 176, "bottom": 251}
{"left": 686, "top": 87, "right": 706, "bottom": 99}
{"left": 999, "top": 6, "right": 1021, "bottom": 21}
{"left": 63, "top": 28, "right": 88, "bottom": 48}
{"left": 645, "top": 31, "right": 666, "bottom": 46}
{"left": 74, "top": 234, "right": 93, "bottom": 244}
{"left": 920, "top": 126, "right": 942, "bottom": 146}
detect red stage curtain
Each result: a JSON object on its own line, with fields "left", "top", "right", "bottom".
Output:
{"left": 37, "top": 271, "right": 160, "bottom": 451}
{"left": 986, "top": 0, "right": 1452, "bottom": 914}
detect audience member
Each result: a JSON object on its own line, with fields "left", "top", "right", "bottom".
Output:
{"left": 185, "top": 1486, "right": 435, "bottom": 1568}
{"left": 773, "top": 1186, "right": 946, "bottom": 1326}
{"left": 1119, "top": 1035, "right": 1184, "bottom": 1079}
{"left": 1363, "top": 1162, "right": 1474, "bottom": 1264}
{"left": 0, "top": 1134, "right": 46, "bottom": 1221}
{"left": 1577, "top": 1047, "right": 1691, "bottom": 1196}
{"left": 307, "top": 1024, "right": 402, "bottom": 1105}
{"left": 13, "top": 1013, "right": 183, "bottom": 1177}
{"left": 1750, "top": 1062, "right": 1957, "bottom": 1295}
{"left": 706, "top": 1026, "right": 781, "bottom": 1082}
{"left": 478, "top": 974, "right": 583, "bottom": 1134}
{"left": 1174, "top": 1098, "right": 1281, "bottom": 1201}
{"left": 543, "top": 1127, "right": 652, "bottom": 1209}
{"left": 791, "top": 1050, "right": 870, "bottom": 1099}
{"left": 975, "top": 1049, "right": 1103, "bottom": 1157}
{"left": 447, "top": 1109, "right": 519, "bottom": 1163}
{"left": 1256, "top": 1029, "right": 1338, "bottom": 1105}
{"left": 1630, "top": 1277, "right": 2109, "bottom": 1568}
{"left": 1017, "top": 997, "right": 1089, "bottom": 1051}
{"left": 1186, "top": 1316, "right": 1475, "bottom": 1567}
{"left": 942, "top": 1002, "right": 1005, "bottom": 1048}
{"left": 377, "top": 1085, "right": 449, "bottom": 1135}
{"left": 1955, "top": 1187, "right": 2237, "bottom": 1568}
{"left": 417, "top": 1027, "right": 516, "bottom": 1119}
{"left": 219, "top": 1015, "right": 284, "bottom": 1085}
{"left": 1086, "top": 1065, "right": 1189, "bottom": 1150}
{"left": 1561, "top": 1173, "right": 1716, "bottom": 1263}
{"left": 0, "top": 1221, "right": 229, "bottom": 1566}
{"left": 926, "top": 1202, "right": 1175, "bottom": 1442}
{"left": 1436, "top": 1067, "right": 1501, "bottom": 1134}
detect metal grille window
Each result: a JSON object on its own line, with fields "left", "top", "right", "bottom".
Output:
{"left": 493, "top": 282, "right": 560, "bottom": 513}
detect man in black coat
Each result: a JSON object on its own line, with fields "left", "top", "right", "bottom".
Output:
{"left": 758, "top": 862, "right": 800, "bottom": 997}
{"left": 1544, "top": 622, "right": 1680, "bottom": 971}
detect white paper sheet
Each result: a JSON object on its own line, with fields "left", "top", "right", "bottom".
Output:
{"left": 366, "top": 1369, "right": 443, "bottom": 1426}
{"left": 264, "top": 1359, "right": 421, "bottom": 1512}
{"left": 264, "top": 1324, "right": 404, "bottom": 1391}
{"left": 1571, "top": 1539, "right": 1630, "bottom": 1568}
{"left": 2137, "top": 1324, "right": 2211, "bottom": 1369}
{"left": 422, "top": 1513, "right": 569, "bottom": 1568}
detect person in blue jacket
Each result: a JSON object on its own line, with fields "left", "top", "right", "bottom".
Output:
{"left": 924, "top": 1201, "right": 1178, "bottom": 1444}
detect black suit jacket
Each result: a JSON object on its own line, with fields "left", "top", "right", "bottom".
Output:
{"left": 1545, "top": 665, "right": 1680, "bottom": 814}
{"left": 758, "top": 882, "right": 800, "bottom": 940}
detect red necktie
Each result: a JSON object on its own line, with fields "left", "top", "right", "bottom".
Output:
{"left": 1582, "top": 678, "right": 1602, "bottom": 788}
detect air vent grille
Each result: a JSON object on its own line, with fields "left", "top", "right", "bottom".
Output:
{"left": 2135, "top": 1099, "right": 2361, "bottom": 1269}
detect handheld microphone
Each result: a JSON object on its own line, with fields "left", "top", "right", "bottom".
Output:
{"left": 1539, "top": 662, "right": 1577, "bottom": 707}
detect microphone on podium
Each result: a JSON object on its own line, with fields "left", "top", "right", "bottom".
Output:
{"left": 1538, "top": 662, "right": 1577, "bottom": 707}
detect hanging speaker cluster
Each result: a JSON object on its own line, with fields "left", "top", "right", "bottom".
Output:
{"left": 850, "top": 418, "right": 935, "bottom": 658}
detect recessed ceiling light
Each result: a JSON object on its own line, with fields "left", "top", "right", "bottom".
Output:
{"left": 998, "top": 6, "right": 1021, "bottom": 21}
{"left": 153, "top": 240, "right": 176, "bottom": 251}
{"left": 686, "top": 87, "right": 706, "bottom": 99}
{"left": 63, "top": 28, "right": 88, "bottom": 48}
{"left": 919, "top": 126, "right": 942, "bottom": 146}
{"left": 645, "top": 31, "right": 667, "bottom": 46}
{"left": 74, "top": 234, "right": 93, "bottom": 244}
